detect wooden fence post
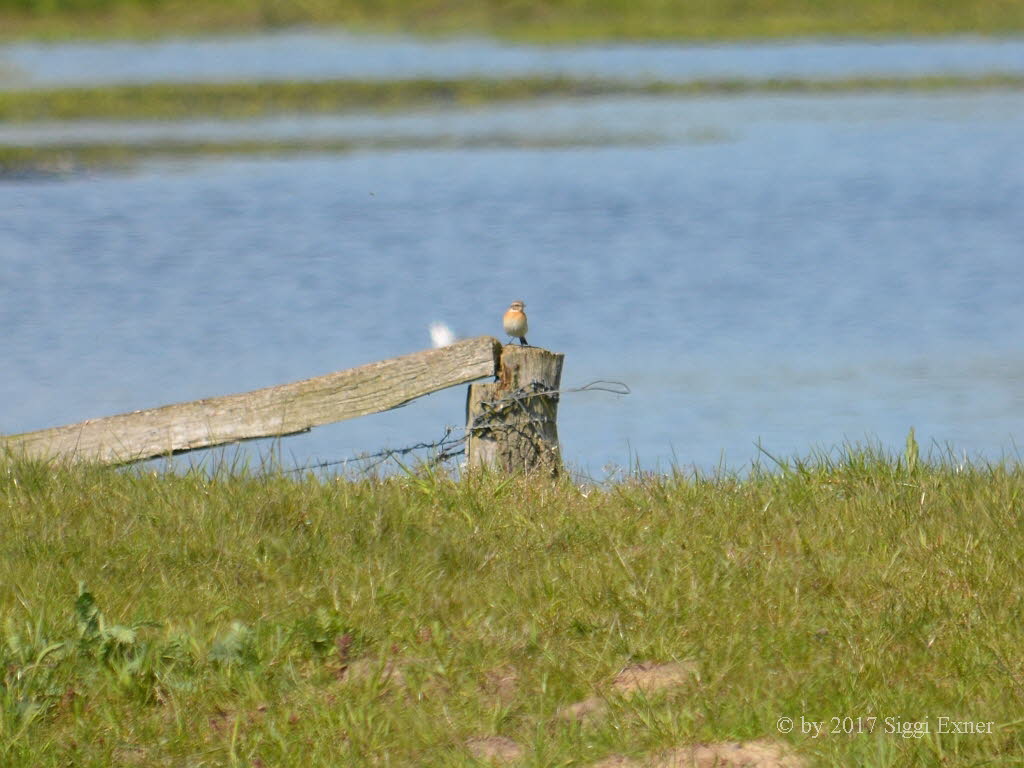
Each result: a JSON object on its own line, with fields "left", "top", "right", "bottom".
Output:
{"left": 465, "top": 345, "right": 564, "bottom": 475}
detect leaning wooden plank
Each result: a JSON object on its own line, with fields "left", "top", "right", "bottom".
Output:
{"left": 2, "top": 336, "right": 502, "bottom": 465}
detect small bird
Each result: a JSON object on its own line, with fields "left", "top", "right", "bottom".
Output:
{"left": 503, "top": 300, "right": 529, "bottom": 346}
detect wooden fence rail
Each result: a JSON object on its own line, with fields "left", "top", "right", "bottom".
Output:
{"left": 2, "top": 336, "right": 501, "bottom": 465}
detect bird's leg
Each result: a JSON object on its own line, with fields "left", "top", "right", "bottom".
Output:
{"left": 520, "top": 337, "right": 529, "bottom": 346}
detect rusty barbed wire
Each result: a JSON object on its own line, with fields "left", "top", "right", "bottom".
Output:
{"left": 285, "top": 426, "right": 465, "bottom": 474}
{"left": 285, "top": 379, "right": 629, "bottom": 475}
{"left": 470, "top": 379, "right": 631, "bottom": 428}
{"left": 490, "top": 379, "right": 631, "bottom": 403}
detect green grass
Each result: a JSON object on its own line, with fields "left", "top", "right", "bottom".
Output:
{"left": 2, "top": 75, "right": 1022, "bottom": 123}
{"left": 1, "top": 0, "right": 1024, "bottom": 41}
{"left": 2, "top": 448, "right": 1023, "bottom": 766}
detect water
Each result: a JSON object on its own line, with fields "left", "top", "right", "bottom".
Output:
{"left": 3, "top": 35, "right": 1023, "bottom": 475}
{"left": 1, "top": 32, "right": 1023, "bottom": 88}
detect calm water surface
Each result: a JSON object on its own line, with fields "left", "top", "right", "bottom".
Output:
{"left": 3, "top": 87, "right": 1023, "bottom": 474}
{"left": 1, "top": 32, "right": 1023, "bottom": 88}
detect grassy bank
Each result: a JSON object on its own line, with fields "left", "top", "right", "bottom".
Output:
{"left": 2, "top": 451, "right": 1023, "bottom": 766}
{"left": 2, "top": 74, "right": 1023, "bottom": 123}
{"left": 1, "top": 0, "right": 1024, "bottom": 41}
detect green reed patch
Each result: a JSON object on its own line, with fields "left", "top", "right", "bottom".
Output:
{"left": 2, "top": 75, "right": 1022, "bottom": 123}
{"left": 1, "top": 451, "right": 1023, "bottom": 766}
{"left": 0, "top": 133, "right": 673, "bottom": 176}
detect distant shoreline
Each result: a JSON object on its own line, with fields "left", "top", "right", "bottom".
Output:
{"left": 1, "top": 0, "right": 1023, "bottom": 43}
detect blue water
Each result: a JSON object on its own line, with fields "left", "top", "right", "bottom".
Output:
{"left": 4, "top": 87, "right": 1023, "bottom": 474}
{"left": 1, "top": 32, "right": 1023, "bottom": 88}
{"left": 2, "top": 34, "right": 1023, "bottom": 475}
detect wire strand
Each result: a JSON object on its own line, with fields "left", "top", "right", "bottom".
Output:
{"left": 285, "top": 378, "right": 629, "bottom": 475}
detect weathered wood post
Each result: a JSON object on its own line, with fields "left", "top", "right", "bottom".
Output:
{"left": 465, "top": 345, "right": 564, "bottom": 475}
{"left": 1, "top": 337, "right": 501, "bottom": 465}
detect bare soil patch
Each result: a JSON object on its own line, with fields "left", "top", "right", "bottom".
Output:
{"left": 466, "top": 735, "right": 524, "bottom": 764}
{"left": 612, "top": 661, "right": 699, "bottom": 695}
{"left": 557, "top": 695, "right": 609, "bottom": 722}
{"left": 482, "top": 664, "right": 519, "bottom": 703}
{"left": 591, "top": 740, "right": 805, "bottom": 768}
{"left": 557, "top": 660, "right": 699, "bottom": 721}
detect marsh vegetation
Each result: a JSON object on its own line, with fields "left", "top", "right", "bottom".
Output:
{"left": 4, "top": 74, "right": 1023, "bottom": 123}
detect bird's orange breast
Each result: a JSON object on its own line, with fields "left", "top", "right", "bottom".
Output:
{"left": 503, "top": 309, "right": 528, "bottom": 336}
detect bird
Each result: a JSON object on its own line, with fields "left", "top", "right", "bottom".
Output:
{"left": 502, "top": 300, "right": 529, "bottom": 346}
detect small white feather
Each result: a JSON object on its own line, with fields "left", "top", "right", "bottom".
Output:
{"left": 429, "top": 322, "right": 456, "bottom": 348}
